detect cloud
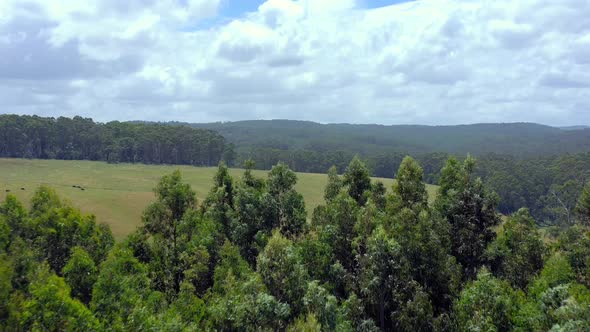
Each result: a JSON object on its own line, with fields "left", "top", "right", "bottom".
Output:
{"left": 0, "top": 0, "right": 589, "bottom": 125}
{"left": 539, "top": 72, "right": 590, "bottom": 89}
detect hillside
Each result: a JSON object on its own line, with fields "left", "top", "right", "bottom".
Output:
{"left": 190, "top": 120, "right": 590, "bottom": 157}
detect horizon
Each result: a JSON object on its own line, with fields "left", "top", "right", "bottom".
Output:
{"left": 4, "top": 113, "right": 590, "bottom": 128}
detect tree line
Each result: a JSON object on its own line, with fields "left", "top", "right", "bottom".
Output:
{"left": 2, "top": 114, "right": 590, "bottom": 229}
{"left": 0, "top": 115, "right": 229, "bottom": 166}
{"left": 2, "top": 155, "right": 590, "bottom": 330}
{"left": 235, "top": 148, "right": 590, "bottom": 228}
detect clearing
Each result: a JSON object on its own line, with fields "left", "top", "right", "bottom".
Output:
{"left": 0, "top": 158, "right": 438, "bottom": 239}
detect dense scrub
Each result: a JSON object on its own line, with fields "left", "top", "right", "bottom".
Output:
{"left": 2, "top": 156, "right": 590, "bottom": 331}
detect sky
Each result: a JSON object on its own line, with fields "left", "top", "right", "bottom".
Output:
{"left": 0, "top": 0, "right": 589, "bottom": 126}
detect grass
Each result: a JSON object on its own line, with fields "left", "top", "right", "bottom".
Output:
{"left": 0, "top": 158, "right": 438, "bottom": 239}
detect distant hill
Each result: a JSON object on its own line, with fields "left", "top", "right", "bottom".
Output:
{"left": 559, "top": 125, "right": 590, "bottom": 131}
{"left": 188, "top": 120, "right": 590, "bottom": 157}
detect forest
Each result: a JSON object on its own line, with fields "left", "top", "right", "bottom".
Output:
{"left": 3, "top": 115, "right": 590, "bottom": 230}
{"left": 2, "top": 155, "right": 590, "bottom": 331}
{"left": 0, "top": 115, "right": 228, "bottom": 166}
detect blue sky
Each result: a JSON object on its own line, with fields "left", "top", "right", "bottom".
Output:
{"left": 219, "top": 0, "right": 415, "bottom": 18}
{"left": 191, "top": 0, "right": 415, "bottom": 31}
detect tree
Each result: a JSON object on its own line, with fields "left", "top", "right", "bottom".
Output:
{"left": 486, "top": 208, "right": 546, "bottom": 289}
{"left": 242, "top": 159, "right": 265, "bottom": 190}
{"left": 391, "top": 208, "right": 459, "bottom": 312}
{"left": 141, "top": 170, "right": 198, "bottom": 298}
{"left": 538, "top": 180, "right": 582, "bottom": 227}
{"left": 390, "top": 156, "right": 428, "bottom": 211}
{"left": 0, "top": 255, "right": 13, "bottom": 326}
{"left": 287, "top": 314, "right": 322, "bottom": 332}
{"left": 91, "top": 246, "right": 151, "bottom": 328}
{"left": 63, "top": 247, "right": 97, "bottom": 304}
{"left": 312, "top": 192, "right": 359, "bottom": 274}
{"left": 557, "top": 226, "right": 590, "bottom": 287}
{"left": 303, "top": 281, "right": 341, "bottom": 331}
{"left": 575, "top": 180, "right": 590, "bottom": 226}
{"left": 515, "top": 253, "right": 590, "bottom": 331}
{"left": 257, "top": 231, "right": 309, "bottom": 318}
{"left": 0, "top": 194, "right": 27, "bottom": 239}
{"left": 230, "top": 181, "right": 267, "bottom": 266}
{"left": 343, "top": 156, "right": 371, "bottom": 205}
{"left": 203, "top": 162, "right": 235, "bottom": 238}
{"left": 454, "top": 268, "right": 519, "bottom": 332}
{"left": 207, "top": 242, "right": 290, "bottom": 331}
{"left": 324, "top": 166, "right": 343, "bottom": 203}
{"left": 436, "top": 156, "right": 501, "bottom": 279}
{"left": 358, "top": 227, "right": 409, "bottom": 330}
{"left": 263, "top": 162, "right": 307, "bottom": 238}
{"left": 27, "top": 186, "right": 114, "bottom": 273}
{"left": 20, "top": 265, "right": 101, "bottom": 331}
{"left": 369, "top": 181, "right": 386, "bottom": 211}
{"left": 528, "top": 252, "right": 575, "bottom": 299}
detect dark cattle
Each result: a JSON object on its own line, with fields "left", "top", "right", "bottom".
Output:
{"left": 20, "top": 187, "right": 25, "bottom": 190}
{"left": 5, "top": 189, "right": 10, "bottom": 192}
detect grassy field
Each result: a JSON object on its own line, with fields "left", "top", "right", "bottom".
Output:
{"left": 0, "top": 158, "right": 438, "bottom": 239}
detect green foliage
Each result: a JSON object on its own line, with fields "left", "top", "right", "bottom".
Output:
{"left": 296, "top": 231, "right": 334, "bottom": 283}
{"left": 343, "top": 156, "right": 372, "bottom": 205}
{"left": 538, "top": 180, "right": 582, "bottom": 227}
{"left": 436, "top": 156, "right": 501, "bottom": 278}
{"left": 394, "top": 283, "right": 435, "bottom": 332}
{"left": 486, "top": 208, "right": 546, "bottom": 289}
{"left": 324, "top": 165, "right": 343, "bottom": 202}
{"left": 391, "top": 208, "right": 459, "bottom": 311}
{"left": 303, "top": 281, "right": 341, "bottom": 331}
{"left": 20, "top": 264, "right": 101, "bottom": 331}
{"left": 391, "top": 156, "right": 428, "bottom": 210}
{"left": 287, "top": 314, "right": 322, "bottom": 332}
{"left": 0, "top": 194, "right": 27, "bottom": 239}
{"left": 369, "top": 181, "right": 387, "bottom": 210}
{"left": 358, "top": 227, "right": 409, "bottom": 330}
{"left": 575, "top": 180, "right": 590, "bottom": 226}
{"left": 0, "top": 219, "right": 9, "bottom": 253}
{"left": 528, "top": 252, "right": 575, "bottom": 299}
{"left": 557, "top": 226, "right": 590, "bottom": 287}
{"left": 312, "top": 192, "right": 359, "bottom": 273}
{"left": 454, "top": 268, "right": 520, "bottom": 332}
{"left": 514, "top": 282, "right": 590, "bottom": 331}
{"left": 230, "top": 183, "right": 267, "bottom": 265}
{"left": 242, "top": 158, "right": 265, "bottom": 190}
{"left": 91, "top": 246, "right": 151, "bottom": 328}
{"left": 257, "top": 231, "right": 309, "bottom": 317}
{"left": 207, "top": 241, "right": 290, "bottom": 331}
{"left": 0, "top": 114, "right": 226, "bottom": 166}
{"left": 27, "top": 186, "right": 114, "bottom": 273}
{"left": 142, "top": 170, "right": 210, "bottom": 299}
{"left": 229, "top": 162, "right": 306, "bottom": 265}
{"left": 203, "top": 162, "right": 234, "bottom": 238}
{"left": 63, "top": 247, "right": 98, "bottom": 304}
{"left": 264, "top": 162, "right": 307, "bottom": 238}
{"left": 166, "top": 282, "right": 206, "bottom": 329}
{"left": 3, "top": 155, "right": 590, "bottom": 331}
{"left": 0, "top": 255, "right": 14, "bottom": 325}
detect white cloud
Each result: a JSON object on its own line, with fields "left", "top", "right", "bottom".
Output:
{"left": 0, "top": 0, "right": 589, "bottom": 125}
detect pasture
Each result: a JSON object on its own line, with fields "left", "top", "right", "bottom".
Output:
{"left": 0, "top": 158, "right": 438, "bottom": 239}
